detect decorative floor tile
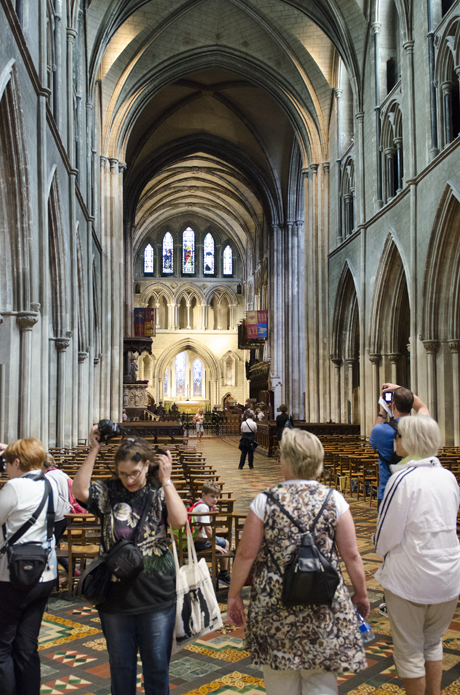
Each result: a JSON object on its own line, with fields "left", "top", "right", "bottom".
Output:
{"left": 442, "top": 652, "right": 460, "bottom": 670}
{"left": 46, "top": 650, "right": 97, "bottom": 667}
{"left": 184, "top": 671, "right": 265, "bottom": 694}
{"left": 85, "top": 663, "right": 111, "bottom": 678}
{"left": 365, "top": 640, "right": 393, "bottom": 658}
{"left": 169, "top": 656, "right": 222, "bottom": 681}
{"left": 380, "top": 665, "right": 397, "bottom": 676}
{"left": 82, "top": 637, "right": 107, "bottom": 651}
{"left": 39, "top": 614, "right": 101, "bottom": 650}
{"left": 40, "top": 664, "right": 59, "bottom": 677}
{"left": 68, "top": 606, "right": 98, "bottom": 617}
{"left": 40, "top": 674, "right": 93, "bottom": 694}
{"left": 186, "top": 643, "right": 250, "bottom": 663}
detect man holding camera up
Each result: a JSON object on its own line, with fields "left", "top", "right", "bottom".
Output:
{"left": 370, "top": 383, "right": 430, "bottom": 511}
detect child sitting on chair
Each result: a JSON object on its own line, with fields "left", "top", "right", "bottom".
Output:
{"left": 193, "top": 481, "right": 231, "bottom": 588}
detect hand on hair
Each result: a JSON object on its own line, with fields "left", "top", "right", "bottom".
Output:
{"left": 158, "top": 449, "right": 173, "bottom": 485}
{"left": 382, "top": 383, "right": 400, "bottom": 393}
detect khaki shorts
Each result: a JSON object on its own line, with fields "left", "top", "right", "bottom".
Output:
{"left": 385, "top": 588, "right": 458, "bottom": 678}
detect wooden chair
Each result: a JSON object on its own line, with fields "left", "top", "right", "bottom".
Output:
{"left": 60, "top": 514, "right": 101, "bottom": 595}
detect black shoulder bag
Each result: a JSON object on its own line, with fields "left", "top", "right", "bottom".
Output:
{"left": 77, "top": 489, "right": 154, "bottom": 603}
{"left": 1, "top": 474, "right": 55, "bottom": 591}
{"left": 379, "top": 418, "right": 402, "bottom": 473}
{"left": 264, "top": 488, "right": 340, "bottom": 608}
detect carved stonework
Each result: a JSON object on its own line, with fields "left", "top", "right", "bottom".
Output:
{"left": 16, "top": 312, "right": 39, "bottom": 332}
{"left": 123, "top": 384, "right": 149, "bottom": 408}
{"left": 448, "top": 341, "right": 460, "bottom": 353}
{"left": 368, "top": 353, "right": 381, "bottom": 365}
{"left": 422, "top": 340, "right": 440, "bottom": 354}
{"left": 55, "top": 338, "right": 70, "bottom": 353}
{"left": 30, "top": 303, "right": 41, "bottom": 313}
{"left": 94, "top": 356, "right": 100, "bottom": 366}
{"left": 388, "top": 353, "right": 401, "bottom": 364}
{"left": 78, "top": 352, "right": 88, "bottom": 364}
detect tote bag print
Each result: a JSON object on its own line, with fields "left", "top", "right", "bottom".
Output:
{"left": 172, "top": 522, "right": 223, "bottom": 651}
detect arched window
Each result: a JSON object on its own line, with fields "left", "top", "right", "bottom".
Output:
{"left": 341, "top": 159, "right": 355, "bottom": 238}
{"left": 223, "top": 245, "right": 233, "bottom": 275}
{"left": 203, "top": 233, "right": 215, "bottom": 274}
{"left": 144, "top": 243, "right": 154, "bottom": 273}
{"left": 193, "top": 358, "right": 203, "bottom": 396}
{"left": 381, "top": 102, "right": 404, "bottom": 202}
{"left": 162, "top": 232, "right": 174, "bottom": 273}
{"left": 164, "top": 367, "right": 169, "bottom": 396}
{"left": 175, "top": 352, "right": 186, "bottom": 396}
{"left": 182, "top": 227, "right": 195, "bottom": 274}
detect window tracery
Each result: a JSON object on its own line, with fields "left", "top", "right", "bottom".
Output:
{"left": 144, "top": 243, "right": 154, "bottom": 273}
{"left": 223, "top": 245, "right": 233, "bottom": 275}
{"left": 162, "top": 232, "right": 173, "bottom": 273}
{"left": 203, "top": 233, "right": 215, "bottom": 274}
{"left": 182, "top": 227, "right": 195, "bottom": 274}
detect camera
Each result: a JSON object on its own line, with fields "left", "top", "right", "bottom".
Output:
{"left": 0, "top": 455, "right": 6, "bottom": 473}
{"left": 97, "top": 419, "right": 122, "bottom": 444}
{"left": 384, "top": 392, "right": 393, "bottom": 403}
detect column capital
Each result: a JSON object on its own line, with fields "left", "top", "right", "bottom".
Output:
{"left": 372, "top": 22, "right": 381, "bottom": 34}
{"left": 94, "top": 355, "right": 101, "bottom": 366}
{"left": 422, "top": 339, "right": 440, "bottom": 354}
{"left": 54, "top": 338, "right": 70, "bottom": 353}
{"left": 16, "top": 311, "right": 39, "bottom": 332}
{"left": 448, "top": 340, "right": 460, "bottom": 353}
{"left": 441, "top": 80, "right": 455, "bottom": 95}
{"left": 368, "top": 353, "right": 381, "bottom": 365}
{"left": 330, "top": 357, "right": 342, "bottom": 366}
{"left": 301, "top": 167, "right": 309, "bottom": 178}
{"left": 403, "top": 40, "right": 415, "bottom": 55}
{"left": 322, "top": 162, "right": 330, "bottom": 173}
{"left": 108, "top": 157, "right": 118, "bottom": 170}
{"left": 309, "top": 163, "right": 319, "bottom": 174}
{"left": 346, "top": 358, "right": 356, "bottom": 366}
{"left": 118, "top": 161, "right": 127, "bottom": 173}
{"left": 334, "top": 88, "right": 343, "bottom": 99}
{"left": 66, "top": 28, "right": 78, "bottom": 43}
{"left": 388, "top": 353, "right": 401, "bottom": 363}
{"left": 100, "top": 155, "right": 107, "bottom": 167}
{"left": 78, "top": 351, "right": 89, "bottom": 364}
{"left": 355, "top": 112, "right": 365, "bottom": 123}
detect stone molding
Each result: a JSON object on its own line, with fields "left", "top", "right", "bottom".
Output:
{"left": 422, "top": 340, "right": 440, "bottom": 354}
{"left": 368, "top": 353, "right": 381, "bottom": 365}
{"left": 16, "top": 311, "right": 39, "bottom": 332}
{"left": 78, "top": 351, "right": 89, "bottom": 363}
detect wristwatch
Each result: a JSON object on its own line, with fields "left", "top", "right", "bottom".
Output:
{"left": 163, "top": 479, "right": 173, "bottom": 487}
{"left": 377, "top": 413, "right": 386, "bottom": 419}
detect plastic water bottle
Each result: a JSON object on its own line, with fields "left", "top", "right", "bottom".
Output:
{"left": 356, "top": 611, "right": 375, "bottom": 644}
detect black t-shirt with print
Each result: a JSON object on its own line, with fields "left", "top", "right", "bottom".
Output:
{"left": 86, "top": 479, "right": 176, "bottom": 614}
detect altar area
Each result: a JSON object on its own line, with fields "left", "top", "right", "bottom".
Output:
{"left": 165, "top": 400, "right": 210, "bottom": 414}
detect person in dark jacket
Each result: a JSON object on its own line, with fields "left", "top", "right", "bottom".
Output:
{"left": 238, "top": 414, "right": 257, "bottom": 469}
{"left": 276, "top": 404, "right": 294, "bottom": 444}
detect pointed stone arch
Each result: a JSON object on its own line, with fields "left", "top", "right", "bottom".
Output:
{"left": 140, "top": 282, "right": 175, "bottom": 307}
{"left": 155, "top": 338, "right": 220, "bottom": 384}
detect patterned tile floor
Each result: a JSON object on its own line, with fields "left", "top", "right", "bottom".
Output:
{"left": 38, "top": 437, "right": 460, "bottom": 694}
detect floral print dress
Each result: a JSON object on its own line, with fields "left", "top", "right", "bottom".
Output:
{"left": 245, "top": 482, "right": 367, "bottom": 673}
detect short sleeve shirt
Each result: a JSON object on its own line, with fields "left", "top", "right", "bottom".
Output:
{"left": 369, "top": 419, "right": 400, "bottom": 499}
{"left": 85, "top": 479, "right": 176, "bottom": 614}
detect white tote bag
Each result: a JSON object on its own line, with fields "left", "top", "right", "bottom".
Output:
{"left": 171, "top": 521, "right": 223, "bottom": 653}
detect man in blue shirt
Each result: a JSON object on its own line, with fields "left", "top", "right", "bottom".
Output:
{"left": 369, "top": 382, "right": 430, "bottom": 509}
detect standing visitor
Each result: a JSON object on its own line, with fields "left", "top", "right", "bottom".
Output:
{"left": 238, "top": 413, "right": 257, "bottom": 469}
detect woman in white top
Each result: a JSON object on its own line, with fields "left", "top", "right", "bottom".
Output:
{"left": 0, "top": 438, "right": 65, "bottom": 695}
{"left": 238, "top": 414, "right": 257, "bottom": 469}
{"left": 228, "top": 428, "right": 369, "bottom": 695}
{"left": 375, "top": 415, "right": 460, "bottom": 695}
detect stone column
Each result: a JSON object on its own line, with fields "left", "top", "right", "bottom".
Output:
{"left": 422, "top": 340, "right": 440, "bottom": 420}
{"left": 368, "top": 354, "right": 381, "bottom": 413}
{"left": 16, "top": 312, "right": 39, "bottom": 437}
{"left": 344, "top": 193, "right": 352, "bottom": 237}
{"left": 78, "top": 351, "right": 88, "bottom": 440}
{"left": 448, "top": 341, "right": 460, "bottom": 445}
{"left": 441, "top": 81, "right": 454, "bottom": 145}
{"left": 155, "top": 302, "right": 161, "bottom": 329}
{"left": 355, "top": 112, "right": 366, "bottom": 224}
{"left": 93, "top": 354, "right": 101, "bottom": 423}
{"left": 307, "top": 165, "right": 319, "bottom": 422}
{"left": 331, "top": 358, "right": 342, "bottom": 423}
{"left": 271, "top": 223, "right": 286, "bottom": 414}
{"left": 109, "top": 158, "right": 123, "bottom": 422}
{"left": 394, "top": 138, "right": 403, "bottom": 192}
{"left": 186, "top": 301, "right": 191, "bottom": 330}
{"left": 384, "top": 148, "right": 396, "bottom": 200}
{"left": 55, "top": 338, "right": 70, "bottom": 446}
{"left": 346, "top": 359, "right": 356, "bottom": 424}
{"left": 388, "top": 353, "right": 401, "bottom": 384}
{"left": 335, "top": 89, "right": 343, "bottom": 244}
{"left": 372, "top": 22, "right": 383, "bottom": 209}
{"left": 229, "top": 304, "right": 236, "bottom": 330}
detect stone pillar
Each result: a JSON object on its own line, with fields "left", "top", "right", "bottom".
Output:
{"left": 78, "top": 351, "right": 88, "bottom": 440}
{"left": 109, "top": 157, "right": 123, "bottom": 422}
{"left": 441, "top": 81, "right": 454, "bottom": 145}
{"left": 93, "top": 354, "right": 101, "bottom": 423}
{"left": 384, "top": 148, "right": 396, "bottom": 200}
{"left": 355, "top": 112, "right": 365, "bottom": 225}
{"left": 55, "top": 338, "right": 70, "bottom": 447}
{"left": 155, "top": 302, "right": 160, "bottom": 329}
{"left": 307, "top": 165, "right": 319, "bottom": 422}
{"left": 99, "top": 155, "right": 111, "bottom": 419}
{"left": 422, "top": 340, "right": 440, "bottom": 420}
{"left": 394, "top": 138, "right": 403, "bottom": 192}
{"left": 448, "top": 341, "right": 460, "bottom": 445}
{"left": 331, "top": 358, "right": 342, "bottom": 423}
{"left": 186, "top": 302, "right": 191, "bottom": 331}
{"left": 271, "top": 223, "right": 286, "bottom": 414}
{"left": 319, "top": 164, "right": 329, "bottom": 422}
{"left": 335, "top": 89, "right": 343, "bottom": 244}
{"left": 368, "top": 354, "right": 381, "bottom": 413}
{"left": 372, "top": 22, "right": 383, "bottom": 209}
{"left": 388, "top": 353, "right": 401, "bottom": 383}
{"left": 229, "top": 304, "right": 236, "bottom": 330}
{"left": 16, "top": 312, "right": 39, "bottom": 437}
{"left": 346, "top": 359, "right": 355, "bottom": 424}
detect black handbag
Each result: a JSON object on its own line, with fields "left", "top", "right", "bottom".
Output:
{"left": 77, "top": 489, "right": 154, "bottom": 602}
{"left": 264, "top": 488, "right": 340, "bottom": 608}
{"left": 1, "top": 474, "right": 55, "bottom": 591}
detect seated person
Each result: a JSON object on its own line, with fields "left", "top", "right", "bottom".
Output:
{"left": 193, "top": 482, "right": 230, "bottom": 588}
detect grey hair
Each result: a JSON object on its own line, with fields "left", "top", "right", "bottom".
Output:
{"left": 397, "top": 415, "right": 441, "bottom": 458}
{"left": 280, "top": 428, "right": 324, "bottom": 479}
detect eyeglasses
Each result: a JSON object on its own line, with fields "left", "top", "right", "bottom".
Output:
{"left": 395, "top": 433, "right": 402, "bottom": 439}
{"left": 117, "top": 468, "right": 144, "bottom": 481}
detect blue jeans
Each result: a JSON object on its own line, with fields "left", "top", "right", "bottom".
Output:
{"left": 99, "top": 603, "right": 176, "bottom": 695}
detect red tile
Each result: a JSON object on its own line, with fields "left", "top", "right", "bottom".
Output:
{"left": 86, "top": 662, "right": 111, "bottom": 678}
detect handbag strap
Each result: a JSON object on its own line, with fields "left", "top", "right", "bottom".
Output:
{"left": 264, "top": 487, "right": 334, "bottom": 535}
{"left": 1, "top": 474, "right": 55, "bottom": 555}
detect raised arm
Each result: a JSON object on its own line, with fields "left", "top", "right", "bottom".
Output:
{"left": 158, "top": 450, "right": 187, "bottom": 529}
{"left": 382, "top": 383, "right": 430, "bottom": 416}
{"left": 72, "top": 425, "right": 101, "bottom": 504}
{"left": 335, "top": 509, "right": 370, "bottom": 619}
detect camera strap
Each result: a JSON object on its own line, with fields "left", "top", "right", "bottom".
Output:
{"left": 1, "top": 473, "right": 55, "bottom": 554}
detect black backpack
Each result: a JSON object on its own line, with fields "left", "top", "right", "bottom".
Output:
{"left": 379, "top": 418, "right": 402, "bottom": 473}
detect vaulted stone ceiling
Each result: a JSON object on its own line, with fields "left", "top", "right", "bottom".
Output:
{"left": 88, "top": 0, "right": 368, "bottom": 263}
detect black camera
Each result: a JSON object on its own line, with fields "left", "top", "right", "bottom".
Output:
{"left": 97, "top": 419, "right": 122, "bottom": 444}
{"left": 0, "top": 455, "right": 6, "bottom": 473}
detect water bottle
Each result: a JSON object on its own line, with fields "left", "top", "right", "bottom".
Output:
{"left": 355, "top": 610, "right": 375, "bottom": 644}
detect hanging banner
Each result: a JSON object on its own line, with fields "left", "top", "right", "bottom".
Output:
{"left": 246, "top": 311, "right": 258, "bottom": 338}
{"left": 257, "top": 310, "right": 268, "bottom": 338}
{"left": 134, "top": 308, "right": 145, "bottom": 336}
{"left": 144, "top": 308, "right": 156, "bottom": 337}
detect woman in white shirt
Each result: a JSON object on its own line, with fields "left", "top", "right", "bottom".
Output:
{"left": 238, "top": 414, "right": 257, "bottom": 469}
{"left": 0, "top": 438, "right": 64, "bottom": 695}
{"left": 375, "top": 415, "right": 460, "bottom": 695}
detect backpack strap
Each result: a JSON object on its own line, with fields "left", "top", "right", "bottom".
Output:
{"left": 0, "top": 474, "right": 55, "bottom": 555}
{"left": 264, "top": 487, "right": 334, "bottom": 535}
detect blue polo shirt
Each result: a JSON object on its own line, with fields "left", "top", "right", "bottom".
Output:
{"left": 369, "top": 418, "right": 400, "bottom": 499}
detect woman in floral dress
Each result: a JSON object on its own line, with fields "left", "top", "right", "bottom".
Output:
{"left": 227, "top": 428, "right": 369, "bottom": 695}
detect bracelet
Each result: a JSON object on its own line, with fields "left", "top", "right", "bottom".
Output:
{"left": 162, "top": 479, "right": 173, "bottom": 487}
{"left": 377, "top": 413, "right": 386, "bottom": 419}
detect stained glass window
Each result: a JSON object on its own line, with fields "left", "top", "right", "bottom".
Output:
{"left": 193, "top": 358, "right": 203, "bottom": 396}
{"left": 175, "top": 352, "right": 186, "bottom": 397}
{"left": 223, "top": 245, "right": 233, "bottom": 275}
{"left": 164, "top": 367, "right": 169, "bottom": 396}
{"left": 182, "top": 227, "right": 195, "bottom": 274}
{"left": 203, "top": 233, "right": 215, "bottom": 274}
{"left": 162, "top": 232, "right": 173, "bottom": 274}
{"left": 144, "top": 243, "right": 154, "bottom": 273}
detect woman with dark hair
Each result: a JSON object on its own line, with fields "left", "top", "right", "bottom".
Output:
{"left": 72, "top": 426, "right": 187, "bottom": 695}
{"left": 0, "top": 438, "right": 66, "bottom": 695}
{"left": 276, "top": 404, "right": 294, "bottom": 444}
